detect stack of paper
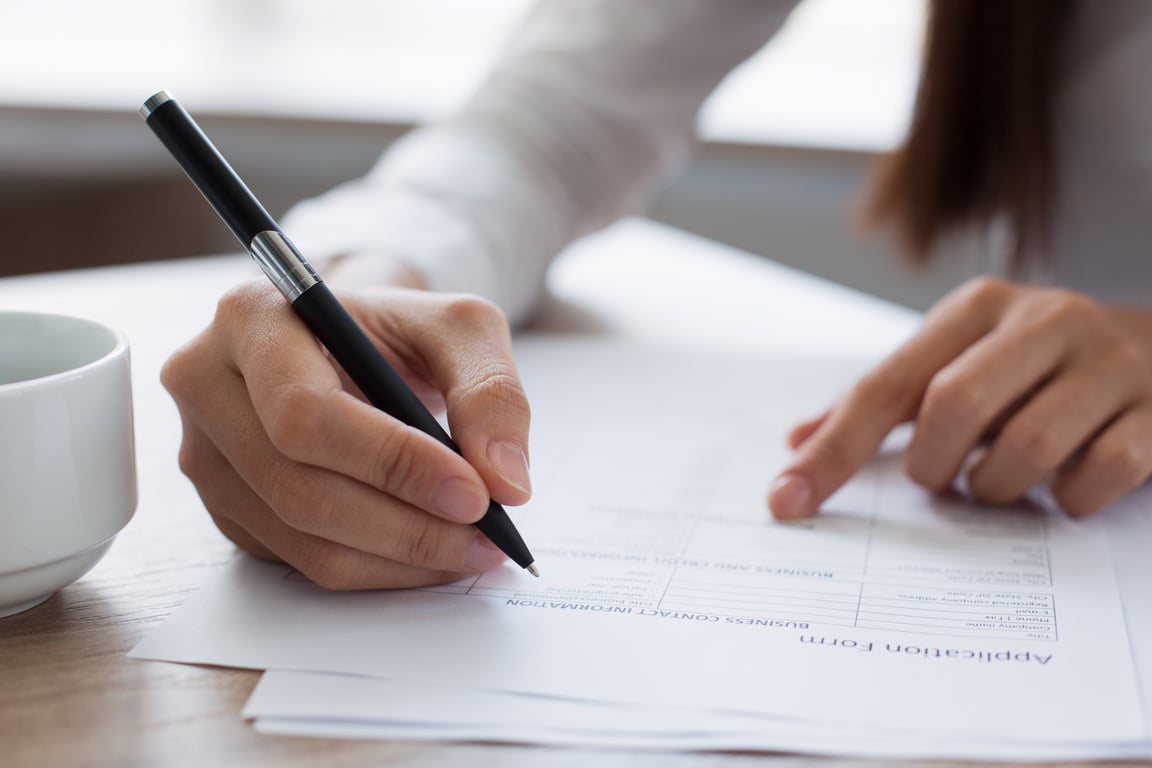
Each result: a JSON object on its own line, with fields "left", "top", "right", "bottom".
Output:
{"left": 131, "top": 338, "right": 1152, "bottom": 760}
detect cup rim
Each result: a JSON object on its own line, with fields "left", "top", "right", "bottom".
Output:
{"left": 0, "top": 310, "right": 129, "bottom": 394}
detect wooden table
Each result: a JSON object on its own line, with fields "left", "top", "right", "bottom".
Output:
{"left": 0, "top": 220, "right": 1123, "bottom": 767}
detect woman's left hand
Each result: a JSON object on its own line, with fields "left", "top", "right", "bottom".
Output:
{"left": 769, "top": 277, "right": 1152, "bottom": 519}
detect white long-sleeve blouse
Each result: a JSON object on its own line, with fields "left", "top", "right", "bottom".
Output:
{"left": 282, "top": 0, "right": 1152, "bottom": 322}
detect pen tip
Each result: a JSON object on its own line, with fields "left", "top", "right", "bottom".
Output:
{"left": 526, "top": 563, "right": 540, "bottom": 578}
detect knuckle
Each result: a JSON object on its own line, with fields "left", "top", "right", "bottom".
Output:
{"left": 214, "top": 281, "right": 285, "bottom": 355}
{"left": 953, "top": 276, "right": 1012, "bottom": 313}
{"left": 457, "top": 367, "right": 529, "bottom": 414}
{"left": 1029, "top": 289, "right": 1124, "bottom": 337}
{"left": 1102, "top": 337, "right": 1149, "bottom": 374}
{"left": 967, "top": 470, "right": 1019, "bottom": 506}
{"left": 262, "top": 383, "right": 332, "bottom": 460}
{"left": 276, "top": 495, "right": 324, "bottom": 533}
{"left": 176, "top": 439, "right": 211, "bottom": 486}
{"left": 215, "top": 280, "right": 270, "bottom": 325}
{"left": 1095, "top": 440, "right": 1150, "bottom": 487}
{"left": 261, "top": 462, "right": 323, "bottom": 531}
{"left": 160, "top": 338, "right": 216, "bottom": 402}
{"left": 996, "top": 425, "right": 1064, "bottom": 478}
{"left": 159, "top": 347, "right": 191, "bottom": 398}
{"left": 1042, "top": 289, "right": 1095, "bottom": 323}
{"left": 296, "top": 541, "right": 363, "bottom": 591}
{"left": 852, "top": 366, "right": 918, "bottom": 418}
{"left": 439, "top": 293, "right": 508, "bottom": 331}
{"left": 1055, "top": 492, "right": 1098, "bottom": 519}
{"left": 902, "top": 451, "right": 948, "bottom": 492}
{"left": 920, "top": 373, "right": 983, "bottom": 431}
{"left": 1019, "top": 289, "right": 1099, "bottom": 334}
{"left": 1053, "top": 473, "right": 1109, "bottom": 518}
{"left": 370, "top": 426, "right": 425, "bottom": 495}
{"left": 394, "top": 512, "right": 453, "bottom": 569}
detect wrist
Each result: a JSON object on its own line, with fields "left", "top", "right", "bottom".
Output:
{"left": 324, "top": 250, "right": 428, "bottom": 291}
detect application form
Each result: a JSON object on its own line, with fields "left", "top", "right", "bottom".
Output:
{"left": 425, "top": 438, "right": 1060, "bottom": 645}
{"left": 132, "top": 338, "right": 1147, "bottom": 745}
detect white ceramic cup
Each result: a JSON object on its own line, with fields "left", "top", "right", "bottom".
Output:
{"left": 0, "top": 311, "right": 136, "bottom": 618}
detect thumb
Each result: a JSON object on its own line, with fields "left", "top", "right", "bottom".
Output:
{"left": 398, "top": 294, "right": 532, "bottom": 506}
{"left": 444, "top": 356, "right": 532, "bottom": 506}
{"left": 446, "top": 361, "right": 532, "bottom": 504}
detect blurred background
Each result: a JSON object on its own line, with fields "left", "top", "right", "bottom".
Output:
{"left": 0, "top": 0, "right": 983, "bottom": 310}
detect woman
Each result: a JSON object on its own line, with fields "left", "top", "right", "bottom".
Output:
{"left": 161, "top": 0, "right": 1152, "bottom": 588}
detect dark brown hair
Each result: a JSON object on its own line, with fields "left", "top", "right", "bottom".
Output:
{"left": 865, "top": 0, "right": 1075, "bottom": 268}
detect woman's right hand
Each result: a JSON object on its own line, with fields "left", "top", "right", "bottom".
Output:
{"left": 161, "top": 278, "right": 533, "bottom": 590}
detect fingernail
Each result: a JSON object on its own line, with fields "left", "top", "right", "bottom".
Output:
{"left": 432, "top": 477, "right": 488, "bottom": 523}
{"left": 769, "top": 472, "right": 813, "bottom": 520}
{"left": 466, "top": 535, "right": 507, "bottom": 572}
{"left": 488, "top": 440, "right": 532, "bottom": 495}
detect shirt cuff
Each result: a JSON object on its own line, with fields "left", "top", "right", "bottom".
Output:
{"left": 281, "top": 184, "right": 511, "bottom": 316}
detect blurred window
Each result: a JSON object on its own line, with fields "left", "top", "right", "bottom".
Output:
{"left": 3, "top": 0, "right": 923, "bottom": 148}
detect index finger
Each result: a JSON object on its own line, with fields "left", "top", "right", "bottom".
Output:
{"left": 769, "top": 279, "right": 1009, "bottom": 519}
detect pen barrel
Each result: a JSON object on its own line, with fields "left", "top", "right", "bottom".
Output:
{"left": 292, "top": 282, "right": 451, "bottom": 443}
{"left": 143, "top": 97, "right": 277, "bottom": 244}
{"left": 472, "top": 499, "right": 534, "bottom": 570}
{"left": 291, "top": 283, "right": 535, "bottom": 569}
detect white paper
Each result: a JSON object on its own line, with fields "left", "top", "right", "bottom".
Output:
{"left": 250, "top": 490, "right": 1152, "bottom": 759}
{"left": 247, "top": 483, "right": 1152, "bottom": 759}
{"left": 246, "top": 669, "right": 1152, "bottom": 760}
{"left": 1098, "top": 493, "right": 1152, "bottom": 735}
{"left": 131, "top": 339, "right": 1148, "bottom": 748}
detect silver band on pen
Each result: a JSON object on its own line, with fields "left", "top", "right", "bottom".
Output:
{"left": 249, "top": 231, "right": 321, "bottom": 301}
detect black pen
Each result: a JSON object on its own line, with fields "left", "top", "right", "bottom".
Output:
{"left": 140, "top": 90, "right": 538, "bottom": 577}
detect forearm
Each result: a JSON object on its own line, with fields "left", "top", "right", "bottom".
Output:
{"left": 283, "top": 0, "right": 798, "bottom": 325}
